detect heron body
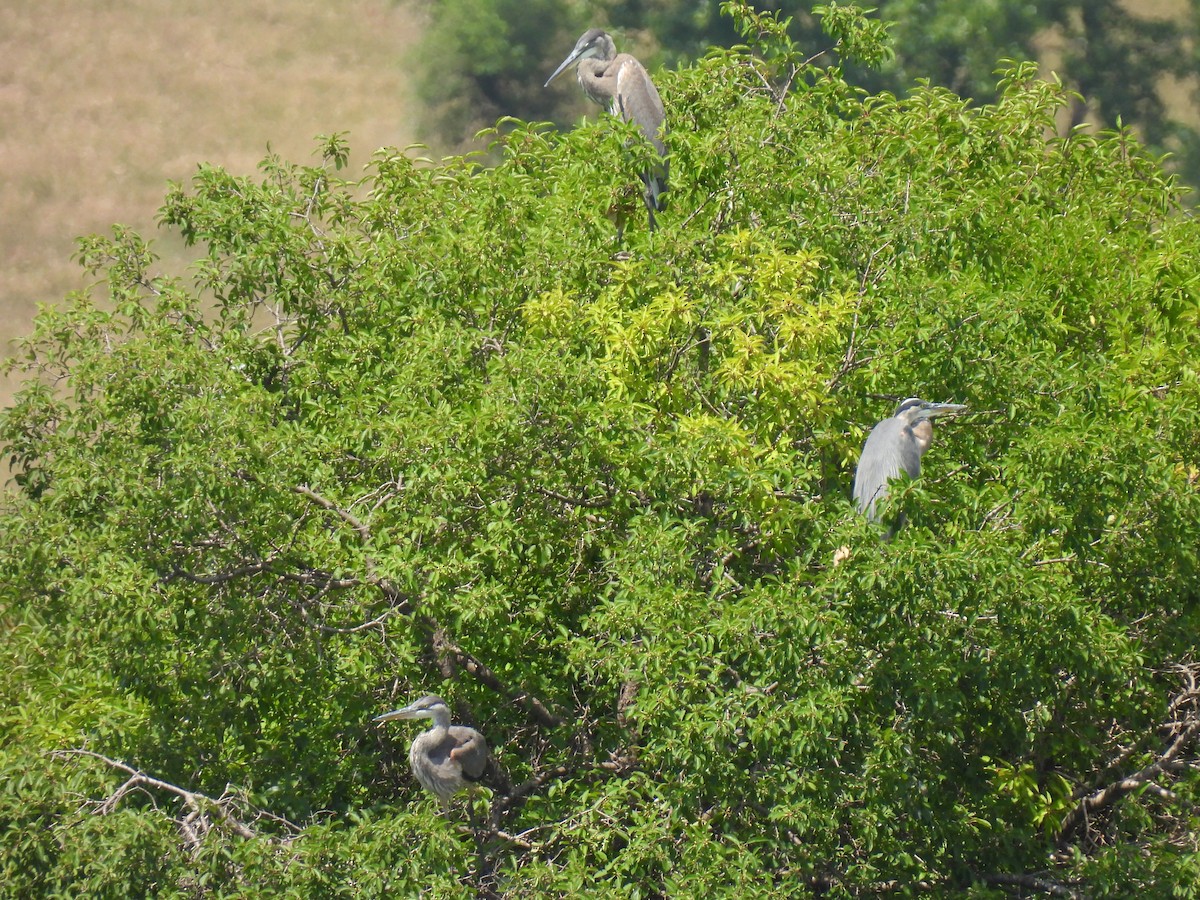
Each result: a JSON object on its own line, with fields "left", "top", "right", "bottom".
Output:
{"left": 373, "top": 694, "right": 491, "bottom": 803}
{"left": 546, "top": 29, "right": 668, "bottom": 229}
{"left": 852, "top": 398, "right": 966, "bottom": 530}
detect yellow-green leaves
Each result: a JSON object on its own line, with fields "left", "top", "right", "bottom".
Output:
{"left": 525, "top": 232, "right": 849, "bottom": 444}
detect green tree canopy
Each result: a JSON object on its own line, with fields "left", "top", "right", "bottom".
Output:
{"left": 425, "top": 0, "right": 1200, "bottom": 193}
{"left": 3, "top": 4, "right": 1200, "bottom": 896}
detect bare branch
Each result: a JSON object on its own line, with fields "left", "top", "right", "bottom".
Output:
{"left": 982, "top": 872, "right": 1082, "bottom": 898}
{"left": 494, "top": 764, "right": 573, "bottom": 818}
{"left": 1140, "top": 782, "right": 1179, "bottom": 803}
{"left": 295, "top": 483, "right": 567, "bottom": 732}
{"left": 433, "top": 633, "right": 564, "bottom": 729}
{"left": 1058, "top": 667, "right": 1200, "bottom": 845}
{"left": 53, "top": 749, "right": 290, "bottom": 844}
{"left": 294, "top": 483, "right": 372, "bottom": 544}
{"left": 491, "top": 748, "right": 639, "bottom": 823}
{"left": 315, "top": 609, "right": 403, "bottom": 635}
{"left": 531, "top": 484, "right": 612, "bottom": 509}
{"left": 168, "top": 559, "right": 277, "bottom": 584}
{"left": 1032, "top": 556, "right": 1075, "bottom": 568}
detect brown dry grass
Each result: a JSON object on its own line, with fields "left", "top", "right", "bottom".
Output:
{"left": 0, "top": 0, "right": 425, "bottom": 408}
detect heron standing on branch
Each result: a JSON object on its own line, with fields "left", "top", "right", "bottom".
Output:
{"left": 852, "top": 398, "right": 966, "bottom": 535}
{"left": 374, "top": 694, "right": 497, "bottom": 805}
{"left": 546, "top": 28, "right": 668, "bottom": 231}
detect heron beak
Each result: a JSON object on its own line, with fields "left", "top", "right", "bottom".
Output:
{"left": 544, "top": 49, "right": 583, "bottom": 87}
{"left": 920, "top": 402, "right": 967, "bottom": 419}
{"left": 373, "top": 705, "right": 419, "bottom": 723}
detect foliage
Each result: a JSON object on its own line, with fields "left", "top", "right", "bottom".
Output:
{"left": 872, "top": 0, "right": 1200, "bottom": 187}
{"left": 410, "top": 0, "right": 577, "bottom": 142}
{"left": 418, "top": 0, "right": 1200, "bottom": 196}
{"left": 3, "top": 4, "right": 1200, "bottom": 896}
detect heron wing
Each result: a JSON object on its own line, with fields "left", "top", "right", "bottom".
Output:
{"left": 448, "top": 725, "right": 491, "bottom": 781}
{"left": 614, "top": 57, "right": 666, "bottom": 154}
{"left": 612, "top": 56, "right": 668, "bottom": 219}
{"left": 852, "top": 419, "right": 919, "bottom": 521}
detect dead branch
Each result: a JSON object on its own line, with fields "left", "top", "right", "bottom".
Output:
{"left": 294, "top": 483, "right": 372, "bottom": 543}
{"left": 1058, "top": 666, "right": 1200, "bottom": 845}
{"left": 531, "top": 484, "right": 612, "bottom": 509}
{"left": 53, "top": 749, "right": 291, "bottom": 846}
{"left": 168, "top": 559, "right": 277, "bottom": 584}
{"left": 491, "top": 764, "right": 574, "bottom": 821}
{"left": 492, "top": 746, "right": 640, "bottom": 822}
{"left": 431, "top": 633, "right": 564, "bottom": 729}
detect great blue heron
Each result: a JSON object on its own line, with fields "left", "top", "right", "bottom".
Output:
{"left": 852, "top": 398, "right": 966, "bottom": 532}
{"left": 545, "top": 28, "right": 668, "bottom": 230}
{"left": 373, "top": 694, "right": 494, "bottom": 804}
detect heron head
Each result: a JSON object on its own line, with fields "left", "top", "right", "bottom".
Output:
{"left": 545, "top": 29, "right": 616, "bottom": 86}
{"left": 373, "top": 694, "right": 448, "bottom": 724}
{"left": 893, "top": 397, "right": 967, "bottom": 424}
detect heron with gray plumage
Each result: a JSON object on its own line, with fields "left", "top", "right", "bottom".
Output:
{"left": 546, "top": 28, "right": 668, "bottom": 231}
{"left": 373, "top": 694, "right": 495, "bottom": 804}
{"left": 852, "top": 398, "right": 967, "bottom": 534}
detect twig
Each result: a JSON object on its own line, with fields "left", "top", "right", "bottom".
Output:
{"left": 494, "top": 764, "right": 573, "bottom": 817}
{"left": 1031, "top": 556, "right": 1075, "bottom": 567}
{"left": 53, "top": 749, "right": 278, "bottom": 843}
{"left": 294, "top": 484, "right": 372, "bottom": 544}
{"left": 531, "top": 485, "right": 612, "bottom": 509}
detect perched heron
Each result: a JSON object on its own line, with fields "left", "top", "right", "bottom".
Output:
{"left": 374, "top": 694, "right": 494, "bottom": 804}
{"left": 852, "top": 398, "right": 966, "bottom": 533}
{"left": 546, "top": 28, "right": 668, "bottom": 230}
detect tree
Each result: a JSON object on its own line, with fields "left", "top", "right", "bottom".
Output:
{"left": 875, "top": 0, "right": 1200, "bottom": 186}
{"left": 423, "top": 0, "right": 1200, "bottom": 194}
{"left": 412, "top": 0, "right": 578, "bottom": 141}
{"left": 3, "top": 4, "right": 1200, "bottom": 895}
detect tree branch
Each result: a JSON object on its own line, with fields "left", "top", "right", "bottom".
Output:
{"left": 981, "top": 872, "right": 1081, "bottom": 898}
{"left": 432, "top": 633, "right": 564, "bottom": 729}
{"left": 1058, "top": 666, "right": 1200, "bottom": 845}
{"left": 293, "top": 483, "right": 568, "bottom": 730}
{"left": 168, "top": 559, "right": 277, "bottom": 584}
{"left": 53, "top": 749, "right": 292, "bottom": 845}
{"left": 531, "top": 484, "right": 612, "bottom": 509}
{"left": 293, "top": 483, "right": 372, "bottom": 543}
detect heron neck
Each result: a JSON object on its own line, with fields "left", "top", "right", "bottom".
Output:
{"left": 426, "top": 707, "right": 451, "bottom": 740}
{"left": 912, "top": 420, "right": 933, "bottom": 455}
{"left": 576, "top": 60, "right": 613, "bottom": 106}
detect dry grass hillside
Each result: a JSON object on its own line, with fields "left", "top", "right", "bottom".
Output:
{"left": 0, "top": 0, "right": 424, "bottom": 409}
